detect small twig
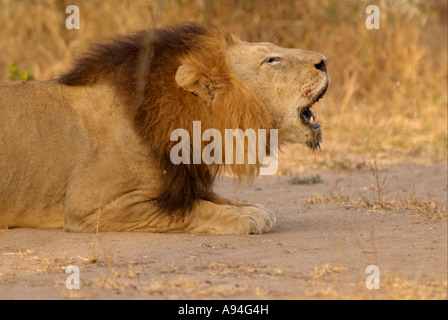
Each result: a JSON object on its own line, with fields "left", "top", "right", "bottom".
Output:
{"left": 84, "top": 194, "right": 102, "bottom": 264}
{"left": 363, "top": 153, "right": 389, "bottom": 204}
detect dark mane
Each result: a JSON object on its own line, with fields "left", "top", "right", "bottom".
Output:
{"left": 56, "top": 32, "right": 143, "bottom": 86}
{"left": 56, "top": 23, "right": 271, "bottom": 217}
{"left": 56, "top": 23, "right": 210, "bottom": 101}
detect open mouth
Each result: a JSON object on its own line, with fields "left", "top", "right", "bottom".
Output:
{"left": 299, "top": 86, "right": 327, "bottom": 130}
{"left": 300, "top": 106, "right": 321, "bottom": 129}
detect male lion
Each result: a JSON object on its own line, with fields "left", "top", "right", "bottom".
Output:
{"left": 0, "top": 23, "right": 329, "bottom": 234}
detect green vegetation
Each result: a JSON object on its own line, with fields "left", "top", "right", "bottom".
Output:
{"left": 7, "top": 62, "right": 35, "bottom": 81}
{"left": 288, "top": 175, "right": 323, "bottom": 185}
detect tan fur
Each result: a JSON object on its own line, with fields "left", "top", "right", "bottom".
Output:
{"left": 0, "top": 23, "right": 329, "bottom": 234}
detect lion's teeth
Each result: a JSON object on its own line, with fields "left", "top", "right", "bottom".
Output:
{"left": 310, "top": 114, "right": 318, "bottom": 124}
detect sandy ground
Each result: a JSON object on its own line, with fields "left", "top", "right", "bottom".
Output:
{"left": 0, "top": 163, "right": 446, "bottom": 300}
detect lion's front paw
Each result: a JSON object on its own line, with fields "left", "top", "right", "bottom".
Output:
{"left": 186, "top": 201, "right": 276, "bottom": 235}
{"left": 233, "top": 205, "right": 277, "bottom": 234}
{"left": 202, "top": 204, "right": 276, "bottom": 235}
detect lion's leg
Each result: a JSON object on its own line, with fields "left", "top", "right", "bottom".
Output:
{"left": 62, "top": 163, "right": 275, "bottom": 234}
{"left": 64, "top": 191, "right": 275, "bottom": 234}
{"left": 211, "top": 193, "right": 250, "bottom": 206}
{"left": 183, "top": 199, "right": 276, "bottom": 235}
{"left": 211, "top": 192, "right": 274, "bottom": 212}
{"left": 63, "top": 191, "right": 180, "bottom": 233}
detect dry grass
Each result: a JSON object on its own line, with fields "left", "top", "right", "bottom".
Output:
{"left": 313, "top": 264, "right": 348, "bottom": 280}
{"left": 306, "top": 152, "right": 447, "bottom": 220}
{"left": 0, "top": 0, "right": 446, "bottom": 165}
{"left": 378, "top": 276, "right": 448, "bottom": 300}
{"left": 306, "top": 188, "right": 448, "bottom": 221}
{"left": 144, "top": 276, "right": 249, "bottom": 298}
{"left": 196, "top": 261, "right": 284, "bottom": 278}
{"left": 307, "top": 276, "right": 448, "bottom": 300}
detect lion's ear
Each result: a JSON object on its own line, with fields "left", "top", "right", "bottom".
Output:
{"left": 175, "top": 64, "right": 217, "bottom": 101}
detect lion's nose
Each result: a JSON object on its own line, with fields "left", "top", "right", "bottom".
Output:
{"left": 314, "top": 59, "right": 327, "bottom": 72}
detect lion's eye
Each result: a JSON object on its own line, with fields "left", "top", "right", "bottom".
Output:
{"left": 264, "top": 56, "right": 282, "bottom": 64}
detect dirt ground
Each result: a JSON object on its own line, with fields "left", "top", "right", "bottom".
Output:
{"left": 0, "top": 163, "right": 446, "bottom": 300}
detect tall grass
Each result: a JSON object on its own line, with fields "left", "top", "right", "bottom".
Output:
{"left": 0, "top": 0, "right": 446, "bottom": 165}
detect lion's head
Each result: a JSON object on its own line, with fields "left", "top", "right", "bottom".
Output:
{"left": 224, "top": 41, "right": 329, "bottom": 150}
{"left": 57, "top": 22, "right": 329, "bottom": 214}
{"left": 173, "top": 29, "right": 329, "bottom": 153}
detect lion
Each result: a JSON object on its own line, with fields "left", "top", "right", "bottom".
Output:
{"left": 0, "top": 23, "right": 329, "bottom": 234}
